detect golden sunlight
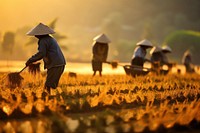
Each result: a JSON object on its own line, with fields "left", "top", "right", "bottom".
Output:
{"left": 0, "top": 0, "right": 69, "bottom": 31}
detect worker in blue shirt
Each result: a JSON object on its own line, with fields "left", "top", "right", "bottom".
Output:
{"left": 25, "top": 23, "right": 66, "bottom": 94}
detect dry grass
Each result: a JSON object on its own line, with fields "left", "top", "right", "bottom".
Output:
{"left": 0, "top": 72, "right": 200, "bottom": 133}
{"left": 7, "top": 72, "right": 24, "bottom": 88}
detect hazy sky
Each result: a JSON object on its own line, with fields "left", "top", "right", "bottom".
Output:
{"left": 0, "top": 0, "right": 80, "bottom": 31}
{"left": 0, "top": 0, "right": 113, "bottom": 61}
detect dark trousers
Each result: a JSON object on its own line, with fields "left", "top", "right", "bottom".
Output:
{"left": 45, "top": 65, "right": 65, "bottom": 89}
{"left": 92, "top": 60, "right": 102, "bottom": 72}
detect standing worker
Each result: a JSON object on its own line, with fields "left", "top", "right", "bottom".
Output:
{"left": 131, "top": 39, "right": 153, "bottom": 67}
{"left": 92, "top": 34, "right": 110, "bottom": 76}
{"left": 25, "top": 23, "right": 66, "bottom": 94}
{"left": 182, "top": 50, "right": 194, "bottom": 73}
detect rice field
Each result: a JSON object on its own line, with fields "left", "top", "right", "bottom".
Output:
{"left": 0, "top": 70, "right": 200, "bottom": 133}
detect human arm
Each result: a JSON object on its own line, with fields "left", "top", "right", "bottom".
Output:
{"left": 26, "top": 42, "right": 47, "bottom": 66}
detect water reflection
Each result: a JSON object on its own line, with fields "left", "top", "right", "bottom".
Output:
{"left": 0, "top": 60, "right": 125, "bottom": 75}
{"left": 0, "top": 60, "right": 199, "bottom": 75}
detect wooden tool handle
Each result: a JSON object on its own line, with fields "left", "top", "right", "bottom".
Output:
{"left": 19, "top": 66, "right": 27, "bottom": 74}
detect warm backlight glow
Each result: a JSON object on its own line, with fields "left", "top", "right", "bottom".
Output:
{"left": 0, "top": 0, "right": 86, "bottom": 31}
{"left": 0, "top": 60, "right": 125, "bottom": 74}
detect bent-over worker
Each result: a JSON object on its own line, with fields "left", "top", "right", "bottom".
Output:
{"left": 131, "top": 39, "right": 153, "bottom": 67}
{"left": 25, "top": 23, "right": 66, "bottom": 94}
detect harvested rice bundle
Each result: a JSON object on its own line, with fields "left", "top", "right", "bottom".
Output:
{"left": 68, "top": 72, "right": 77, "bottom": 78}
{"left": 7, "top": 72, "right": 24, "bottom": 88}
{"left": 28, "top": 63, "right": 41, "bottom": 75}
{"left": 106, "top": 60, "right": 119, "bottom": 69}
{"left": 110, "top": 61, "right": 118, "bottom": 69}
{"left": 7, "top": 66, "right": 27, "bottom": 88}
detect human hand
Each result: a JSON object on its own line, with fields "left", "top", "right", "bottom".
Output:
{"left": 25, "top": 60, "right": 32, "bottom": 66}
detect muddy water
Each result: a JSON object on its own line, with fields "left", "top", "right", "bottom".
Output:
{"left": 0, "top": 60, "right": 199, "bottom": 75}
{"left": 0, "top": 60, "right": 125, "bottom": 75}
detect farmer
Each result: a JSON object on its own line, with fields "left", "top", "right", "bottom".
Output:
{"left": 25, "top": 23, "right": 66, "bottom": 94}
{"left": 161, "top": 45, "right": 175, "bottom": 71}
{"left": 182, "top": 50, "right": 194, "bottom": 73}
{"left": 150, "top": 46, "right": 163, "bottom": 64}
{"left": 150, "top": 46, "right": 163, "bottom": 74}
{"left": 161, "top": 45, "right": 172, "bottom": 66}
{"left": 92, "top": 34, "right": 110, "bottom": 76}
{"left": 131, "top": 39, "right": 153, "bottom": 67}
{"left": 150, "top": 46, "right": 174, "bottom": 74}
{"left": 150, "top": 45, "right": 173, "bottom": 66}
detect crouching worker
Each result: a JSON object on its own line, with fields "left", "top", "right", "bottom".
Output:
{"left": 25, "top": 23, "right": 66, "bottom": 94}
{"left": 131, "top": 39, "right": 153, "bottom": 67}
{"left": 150, "top": 46, "right": 167, "bottom": 74}
{"left": 161, "top": 45, "right": 175, "bottom": 71}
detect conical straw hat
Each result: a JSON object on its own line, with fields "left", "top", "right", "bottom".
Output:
{"left": 162, "top": 45, "right": 172, "bottom": 53}
{"left": 26, "top": 23, "right": 55, "bottom": 36}
{"left": 184, "top": 50, "right": 191, "bottom": 56}
{"left": 150, "top": 46, "right": 162, "bottom": 55}
{"left": 93, "top": 34, "right": 111, "bottom": 43}
{"left": 136, "top": 39, "right": 153, "bottom": 47}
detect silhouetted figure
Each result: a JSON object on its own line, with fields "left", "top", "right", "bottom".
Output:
{"left": 161, "top": 45, "right": 173, "bottom": 64}
{"left": 150, "top": 46, "right": 173, "bottom": 75}
{"left": 150, "top": 46, "right": 163, "bottom": 74}
{"left": 151, "top": 46, "right": 173, "bottom": 65}
{"left": 161, "top": 45, "right": 174, "bottom": 71}
{"left": 150, "top": 46, "right": 163, "bottom": 64}
{"left": 25, "top": 23, "right": 66, "bottom": 94}
{"left": 131, "top": 39, "right": 153, "bottom": 67}
{"left": 182, "top": 50, "right": 194, "bottom": 73}
{"left": 92, "top": 34, "right": 110, "bottom": 76}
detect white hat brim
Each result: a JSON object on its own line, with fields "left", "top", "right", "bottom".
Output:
{"left": 26, "top": 23, "right": 55, "bottom": 36}
{"left": 136, "top": 39, "right": 153, "bottom": 47}
{"left": 150, "top": 46, "right": 162, "bottom": 55}
{"left": 93, "top": 33, "right": 111, "bottom": 43}
{"left": 162, "top": 46, "right": 172, "bottom": 53}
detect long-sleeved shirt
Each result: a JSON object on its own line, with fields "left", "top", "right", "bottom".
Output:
{"left": 132, "top": 46, "right": 146, "bottom": 59}
{"left": 27, "top": 35, "right": 66, "bottom": 69}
